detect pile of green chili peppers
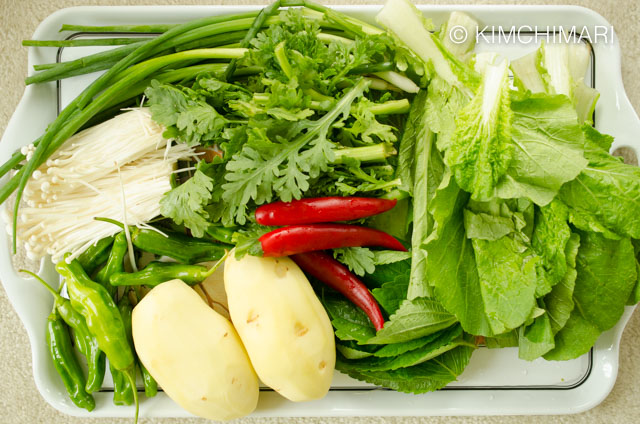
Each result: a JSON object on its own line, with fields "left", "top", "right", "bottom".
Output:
{"left": 26, "top": 225, "right": 230, "bottom": 420}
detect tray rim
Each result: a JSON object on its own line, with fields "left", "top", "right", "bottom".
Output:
{"left": 1, "top": 2, "right": 639, "bottom": 418}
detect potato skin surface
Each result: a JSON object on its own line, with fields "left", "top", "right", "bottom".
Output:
{"left": 225, "top": 254, "right": 335, "bottom": 402}
{"left": 132, "top": 279, "right": 259, "bottom": 420}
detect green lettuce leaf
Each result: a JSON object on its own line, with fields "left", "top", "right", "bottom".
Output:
{"left": 518, "top": 311, "right": 555, "bottom": 361}
{"left": 407, "top": 130, "right": 440, "bottom": 299}
{"left": 426, "top": 177, "right": 494, "bottom": 336}
{"left": 543, "top": 232, "right": 580, "bottom": 334}
{"left": 560, "top": 125, "right": 640, "bottom": 239}
{"left": 493, "top": 93, "right": 588, "bottom": 205}
{"left": 463, "top": 209, "right": 513, "bottom": 241}
{"left": 510, "top": 41, "right": 598, "bottom": 124}
{"left": 464, "top": 197, "right": 534, "bottom": 242}
{"left": 628, "top": 240, "right": 640, "bottom": 305}
{"left": 396, "top": 91, "right": 426, "bottom": 195}
{"left": 531, "top": 200, "right": 572, "bottom": 297}
{"left": 393, "top": 89, "right": 446, "bottom": 299}
{"left": 445, "top": 59, "right": 513, "bottom": 201}
{"left": 471, "top": 235, "right": 538, "bottom": 334}
{"left": 396, "top": 89, "right": 446, "bottom": 299}
{"left": 542, "top": 313, "right": 600, "bottom": 361}
{"left": 425, "top": 76, "right": 469, "bottom": 151}
{"left": 485, "top": 331, "right": 518, "bottom": 349}
{"left": 544, "top": 231, "right": 637, "bottom": 360}
{"left": 463, "top": 198, "right": 539, "bottom": 335}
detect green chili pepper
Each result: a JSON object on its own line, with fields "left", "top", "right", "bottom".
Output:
{"left": 23, "top": 270, "right": 106, "bottom": 394}
{"left": 77, "top": 236, "right": 114, "bottom": 274}
{"left": 46, "top": 306, "right": 95, "bottom": 411}
{"left": 95, "top": 232, "right": 127, "bottom": 297}
{"left": 110, "top": 261, "right": 218, "bottom": 287}
{"left": 55, "top": 256, "right": 138, "bottom": 422}
{"left": 139, "top": 362, "right": 158, "bottom": 398}
{"left": 131, "top": 227, "right": 231, "bottom": 264}
{"left": 125, "top": 290, "right": 158, "bottom": 398}
{"left": 111, "top": 292, "right": 135, "bottom": 406}
{"left": 56, "top": 258, "right": 133, "bottom": 370}
{"left": 93, "top": 218, "right": 231, "bottom": 263}
{"left": 110, "top": 362, "right": 134, "bottom": 406}
{"left": 159, "top": 221, "right": 237, "bottom": 245}
{"left": 205, "top": 224, "right": 237, "bottom": 245}
{"left": 70, "top": 317, "right": 106, "bottom": 394}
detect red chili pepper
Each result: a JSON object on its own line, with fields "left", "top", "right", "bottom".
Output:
{"left": 255, "top": 197, "right": 397, "bottom": 226}
{"left": 259, "top": 224, "right": 407, "bottom": 257}
{"left": 292, "top": 251, "right": 385, "bottom": 331}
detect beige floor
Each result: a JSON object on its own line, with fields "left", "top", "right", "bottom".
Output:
{"left": 1, "top": 0, "right": 639, "bottom": 423}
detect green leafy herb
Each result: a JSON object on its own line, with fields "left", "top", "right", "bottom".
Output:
{"left": 367, "top": 298, "right": 458, "bottom": 344}
{"left": 336, "top": 343, "right": 474, "bottom": 394}
{"left": 333, "top": 247, "right": 410, "bottom": 277}
{"left": 231, "top": 224, "right": 275, "bottom": 259}
{"left": 371, "top": 278, "right": 409, "bottom": 315}
{"left": 159, "top": 169, "right": 213, "bottom": 238}
{"left": 321, "top": 291, "right": 377, "bottom": 344}
{"left": 333, "top": 247, "right": 376, "bottom": 276}
{"left": 221, "top": 79, "right": 369, "bottom": 225}
{"left": 345, "top": 98, "right": 398, "bottom": 144}
{"left": 146, "top": 80, "right": 232, "bottom": 146}
{"left": 372, "top": 333, "right": 442, "bottom": 358}
{"left": 338, "top": 325, "right": 463, "bottom": 371}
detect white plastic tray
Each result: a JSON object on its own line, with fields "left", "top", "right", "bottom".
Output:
{"left": 1, "top": 4, "right": 639, "bottom": 418}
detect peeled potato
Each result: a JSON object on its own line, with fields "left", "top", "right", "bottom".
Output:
{"left": 224, "top": 254, "right": 335, "bottom": 401}
{"left": 132, "top": 279, "right": 259, "bottom": 420}
{"left": 197, "top": 262, "right": 231, "bottom": 320}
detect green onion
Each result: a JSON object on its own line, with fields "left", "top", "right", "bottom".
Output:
{"left": 23, "top": 38, "right": 151, "bottom": 47}
{"left": 60, "top": 23, "right": 181, "bottom": 33}
{"left": 223, "top": 0, "right": 283, "bottom": 81}
{"left": 25, "top": 12, "right": 265, "bottom": 85}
